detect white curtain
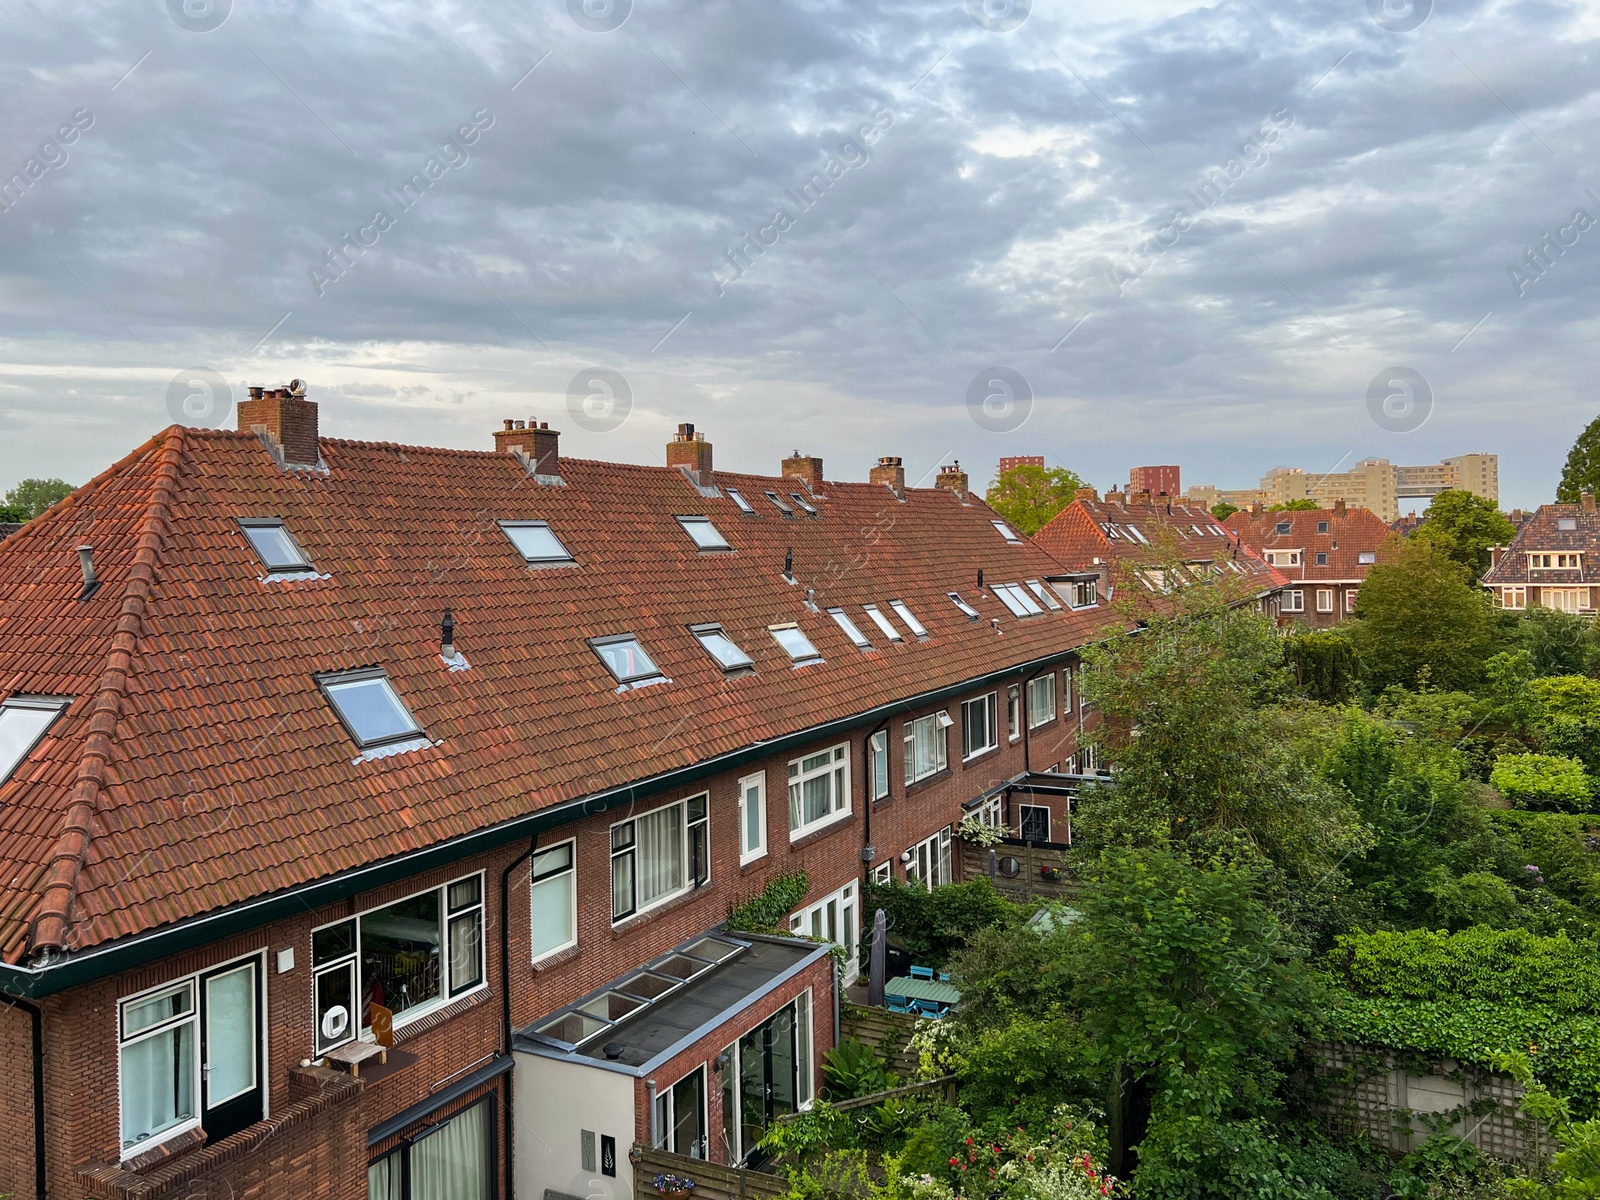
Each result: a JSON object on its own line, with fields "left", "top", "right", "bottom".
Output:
{"left": 635, "top": 806, "right": 683, "bottom": 908}
{"left": 411, "top": 1103, "right": 490, "bottom": 1200}
{"left": 368, "top": 1151, "right": 403, "bottom": 1200}
{"left": 529, "top": 872, "right": 573, "bottom": 958}
{"left": 120, "top": 1024, "right": 195, "bottom": 1148}
{"left": 205, "top": 967, "right": 256, "bottom": 1102}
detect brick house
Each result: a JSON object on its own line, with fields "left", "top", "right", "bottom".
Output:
{"left": 1031, "top": 488, "right": 1286, "bottom": 619}
{"left": 1224, "top": 501, "right": 1392, "bottom": 626}
{"left": 1482, "top": 493, "right": 1600, "bottom": 613}
{"left": 0, "top": 387, "right": 1114, "bottom": 1200}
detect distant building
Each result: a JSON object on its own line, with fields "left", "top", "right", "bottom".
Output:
{"left": 1225, "top": 501, "right": 1393, "bottom": 626}
{"left": 1483, "top": 493, "right": 1600, "bottom": 613}
{"left": 1128, "top": 465, "right": 1180, "bottom": 497}
{"left": 1186, "top": 455, "right": 1498, "bottom": 523}
{"left": 997, "top": 455, "right": 1045, "bottom": 475}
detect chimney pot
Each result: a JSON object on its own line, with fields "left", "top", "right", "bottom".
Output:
{"left": 935, "top": 462, "right": 969, "bottom": 498}
{"left": 77, "top": 544, "right": 97, "bottom": 596}
{"left": 237, "top": 383, "right": 320, "bottom": 467}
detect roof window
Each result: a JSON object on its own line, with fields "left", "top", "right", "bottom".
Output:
{"left": 1275, "top": 521, "right": 1292, "bottom": 535}
{"left": 1317, "top": 520, "right": 1329, "bottom": 533}
{"left": 861, "top": 604, "right": 903, "bottom": 642}
{"left": 319, "top": 670, "right": 424, "bottom": 749}
{"left": 948, "top": 592, "right": 980, "bottom": 620}
{"left": 769, "top": 624, "right": 822, "bottom": 665}
{"left": 827, "top": 607, "right": 871, "bottom": 648}
{"left": 1025, "top": 580, "right": 1063, "bottom": 611}
{"left": 765, "top": 491, "right": 794, "bottom": 517}
{"left": 992, "top": 520, "right": 1022, "bottom": 544}
{"left": 500, "top": 520, "right": 575, "bottom": 564}
{"left": 1126, "top": 525, "right": 1149, "bottom": 544}
{"left": 726, "top": 489, "right": 756, "bottom": 515}
{"left": 1559, "top": 517, "right": 1578, "bottom": 531}
{"left": 239, "top": 519, "right": 312, "bottom": 573}
{"left": 788, "top": 492, "right": 818, "bottom": 516}
{"left": 676, "top": 516, "right": 731, "bottom": 551}
{"left": 1358, "top": 551, "right": 1377, "bottom": 564}
{"left": 691, "top": 624, "right": 753, "bottom": 673}
{"left": 590, "top": 635, "right": 664, "bottom": 685}
{"left": 888, "top": 600, "right": 928, "bottom": 638}
{"left": 994, "top": 583, "right": 1044, "bottom": 617}
{"left": 0, "top": 696, "right": 68, "bottom": 785}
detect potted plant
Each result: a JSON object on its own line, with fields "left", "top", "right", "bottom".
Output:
{"left": 653, "top": 1173, "right": 697, "bottom": 1200}
{"left": 1040, "top": 865, "right": 1063, "bottom": 882}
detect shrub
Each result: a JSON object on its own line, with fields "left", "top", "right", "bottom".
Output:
{"left": 1326, "top": 926, "right": 1600, "bottom": 1012}
{"left": 1491, "top": 752, "right": 1593, "bottom": 811}
{"left": 1284, "top": 631, "right": 1359, "bottom": 703}
{"left": 728, "top": 870, "right": 809, "bottom": 932}
{"left": 820, "top": 1037, "right": 894, "bottom": 1101}
{"left": 862, "top": 878, "right": 1022, "bottom": 969}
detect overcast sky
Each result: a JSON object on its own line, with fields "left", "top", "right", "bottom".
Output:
{"left": 2, "top": 0, "right": 1597, "bottom": 509}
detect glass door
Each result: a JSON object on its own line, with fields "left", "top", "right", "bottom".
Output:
{"left": 200, "top": 959, "right": 263, "bottom": 1143}
{"left": 738, "top": 1008, "right": 798, "bottom": 1165}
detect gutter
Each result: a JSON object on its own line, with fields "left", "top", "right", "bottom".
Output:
{"left": 1, "top": 993, "right": 46, "bottom": 1199}
{"left": 0, "top": 643, "right": 1098, "bottom": 999}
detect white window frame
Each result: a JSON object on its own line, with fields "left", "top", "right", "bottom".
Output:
{"left": 1316, "top": 588, "right": 1335, "bottom": 613}
{"left": 905, "top": 826, "right": 954, "bottom": 891}
{"left": 994, "top": 583, "right": 1044, "bottom": 617}
{"left": 118, "top": 977, "right": 202, "bottom": 1156}
{"left": 1007, "top": 685, "right": 1022, "bottom": 742}
{"left": 861, "top": 604, "right": 903, "bottom": 642}
{"left": 738, "top": 773, "right": 767, "bottom": 865}
{"left": 1345, "top": 588, "right": 1358, "bottom": 613}
{"left": 1025, "top": 580, "right": 1063, "bottom": 611}
{"left": 868, "top": 729, "right": 890, "bottom": 801}
{"left": 653, "top": 1064, "right": 710, "bottom": 1157}
{"left": 498, "top": 519, "right": 575, "bottom": 565}
{"left": 790, "top": 887, "right": 858, "bottom": 985}
{"left": 1027, "top": 675, "right": 1056, "bottom": 728}
{"left": 948, "top": 592, "right": 980, "bottom": 620}
{"left": 676, "top": 515, "right": 731, "bottom": 551}
{"left": 0, "top": 695, "right": 68, "bottom": 786}
{"left": 827, "top": 607, "right": 871, "bottom": 649}
{"left": 1018, "top": 804, "right": 1051, "bottom": 843}
{"left": 787, "top": 743, "right": 851, "bottom": 838}
{"left": 992, "top": 520, "right": 1022, "bottom": 543}
{"left": 903, "top": 712, "right": 949, "bottom": 784}
{"left": 871, "top": 861, "right": 892, "bottom": 885}
{"left": 1282, "top": 588, "right": 1304, "bottom": 613}
{"left": 1062, "top": 668, "right": 1074, "bottom": 714}
{"left": 1502, "top": 587, "right": 1526, "bottom": 610}
{"left": 769, "top": 623, "right": 823, "bottom": 666}
{"left": 962, "top": 693, "right": 998, "bottom": 760}
{"left": 691, "top": 623, "right": 754, "bottom": 674}
{"left": 529, "top": 839, "right": 577, "bottom": 963}
{"left": 610, "top": 795, "right": 709, "bottom": 922}
{"left": 888, "top": 600, "right": 929, "bottom": 638}
{"left": 1358, "top": 552, "right": 1376, "bottom": 565}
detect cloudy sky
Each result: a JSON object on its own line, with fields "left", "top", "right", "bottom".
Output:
{"left": 2, "top": 0, "right": 1597, "bottom": 508}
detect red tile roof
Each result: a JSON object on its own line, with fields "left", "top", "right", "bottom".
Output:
{"left": 0, "top": 423, "right": 1117, "bottom": 962}
{"left": 1482, "top": 502, "right": 1600, "bottom": 586}
{"left": 1224, "top": 505, "right": 1392, "bottom": 582}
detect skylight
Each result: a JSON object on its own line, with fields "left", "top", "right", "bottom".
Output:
{"left": 1358, "top": 551, "right": 1377, "bottom": 564}
{"left": 1275, "top": 521, "right": 1292, "bottom": 535}
{"left": 769, "top": 624, "right": 822, "bottom": 664}
{"left": 948, "top": 592, "right": 980, "bottom": 620}
{"left": 676, "top": 516, "right": 731, "bottom": 551}
{"left": 691, "top": 624, "right": 754, "bottom": 672}
{"left": 888, "top": 600, "right": 928, "bottom": 637}
{"left": 0, "top": 696, "right": 67, "bottom": 785}
{"left": 861, "top": 604, "right": 903, "bottom": 642}
{"left": 765, "top": 491, "right": 794, "bottom": 517}
{"left": 789, "top": 493, "right": 818, "bottom": 516}
{"left": 1560, "top": 517, "right": 1578, "bottom": 530}
{"left": 827, "top": 607, "right": 871, "bottom": 648}
{"left": 239, "top": 519, "right": 312, "bottom": 573}
{"left": 319, "top": 670, "right": 424, "bottom": 748}
{"left": 590, "top": 635, "right": 664, "bottom": 684}
{"left": 500, "top": 520, "right": 575, "bottom": 564}
{"left": 1025, "top": 580, "right": 1063, "bottom": 611}
{"left": 994, "top": 583, "right": 1043, "bottom": 617}
{"left": 992, "top": 520, "right": 1022, "bottom": 544}
{"left": 726, "top": 489, "right": 756, "bottom": 516}
{"left": 1126, "top": 525, "right": 1150, "bottom": 544}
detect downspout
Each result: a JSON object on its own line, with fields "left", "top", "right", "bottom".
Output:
{"left": 0, "top": 993, "right": 45, "bottom": 1200}
{"left": 501, "top": 834, "right": 539, "bottom": 1200}
{"left": 647, "top": 1079, "right": 659, "bottom": 1147}
{"left": 861, "top": 716, "right": 891, "bottom": 889}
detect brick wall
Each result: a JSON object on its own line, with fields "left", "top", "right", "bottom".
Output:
{"left": 0, "top": 998, "right": 37, "bottom": 1198}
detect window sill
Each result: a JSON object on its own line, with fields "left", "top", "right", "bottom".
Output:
{"left": 904, "top": 768, "right": 950, "bottom": 795}
{"left": 531, "top": 943, "right": 581, "bottom": 971}
{"left": 786, "top": 810, "right": 855, "bottom": 848}
{"left": 378, "top": 983, "right": 489, "bottom": 1047}
{"left": 1028, "top": 718, "right": 1058, "bottom": 733}
{"left": 739, "top": 850, "right": 769, "bottom": 870}
{"left": 119, "top": 1121, "right": 205, "bottom": 1170}
{"left": 962, "top": 744, "right": 998, "bottom": 765}
{"left": 610, "top": 883, "right": 710, "bottom": 936}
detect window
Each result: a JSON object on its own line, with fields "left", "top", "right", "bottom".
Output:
{"left": 788, "top": 744, "right": 850, "bottom": 836}
{"left": 119, "top": 979, "right": 198, "bottom": 1152}
{"left": 1007, "top": 685, "right": 1021, "bottom": 742}
{"left": 1027, "top": 675, "right": 1056, "bottom": 727}
{"left": 1358, "top": 551, "right": 1376, "bottom": 564}
{"left": 726, "top": 489, "right": 756, "bottom": 516}
{"left": 0, "top": 696, "right": 67, "bottom": 785}
{"left": 1283, "top": 589, "right": 1304, "bottom": 612}
{"left": 868, "top": 730, "right": 890, "bottom": 800}
{"left": 827, "top": 607, "right": 871, "bottom": 649}
{"left": 1025, "top": 581, "right": 1063, "bottom": 611}
{"left": 765, "top": 491, "right": 793, "bottom": 517}
{"left": 1502, "top": 587, "right": 1526, "bottom": 609}
{"left": 499, "top": 519, "right": 574, "bottom": 564}
{"left": 871, "top": 861, "right": 892, "bottom": 884}
{"left": 1265, "top": 550, "right": 1302, "bottom": 567}
{"left": 591, "top": 634, "right": 664, "bottom": 685}
{"left": 992, "top": 520, "right": 1022, "bottom": 543}
{"left": 367, "top": 1097, "right": 493, "bottom": 1200}
{"left": 739, "top": 774, "right": 767, "bottom": 863}
{"left": 789, "top": 493, "right": 818, "bottom": 516}
{"left": 791, "top": 887, "right": 857, "bottom": 985}
{"left": 1125, "top": 525, "right": 1150, "bottom": 545}
{"left": 903, "top": 713, "right": 949, "bottom": 783}
{"left": 611, "top": 796, "right": 708, "bottom": 921}
{"left": 319, "top": 670, "right": 424, "bottom": 749}
{"left": 993, "top": 583, "right": 1043, "bottom": 617}
{"left": 948, "top": 592, "right": 980, "bottom": 620}
{"left": 905, "top": 827, "right": 953, "bottom": 890}
{"left": 530, "top": 841, "right": 576, "bottom": 962}
{"left": 1529, "top": 553, "right": 1580, "bottom": 569}
{"left": 1559, "top": 517, "right": 1578, "bottom": 531}
{"left": 1345, "top": 588, "right": 1358, "bottom": 613}
{"left": 861, "top": 604, "right": 903, "bottom": 642}
{"left": 1275, "top": 521, "right": 1292, "bottom": 535}
{"left": 692, "top": 624, "right": 754, "bottom": 673}
{"left": 653, "top": 1066, "right": 708, "bottom": 1158}
{"left": 1317, "top": 520, "right": 1329, "bottom": 533}
{"left": 1316, "top": 588, "right": 1334, "bottom": 613}
{"left": 1062, "top": 668, "right": 1074, "bottom": 713}
{"left": 962, "top": 693, "right": 998, "bottom": 759}
{"left": 312, "top": 873, "right": 485, "bottom": 1057}
{"left": 1062, "top": 578, "right": 1097, "bottom": 608}
{"left": 677, "top": 516, "right": 731, "bottom": 551}
{"left": 1019, "top": 805, "right": 1050, "bottom": 843}
{"left": 239, "top": 519, "right": 311, "bottom": 572}
{"left": 888, "top": 600, "right": 928, "bottom": 637}
{"left": 1315, "top": 552, "right": 1328, "bottom": 566}
{"left": 770, "top": 624, "right": 822, "bottom": 665}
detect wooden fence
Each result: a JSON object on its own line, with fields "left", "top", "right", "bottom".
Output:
{"left": 958, "top": 838, "right": 1077, "bottom": 902}
{"left": 840, "top": 1005, "right": 921, "bottom": 1077}
{"left": 631, "top": 1146, "right": 787, "bottom": 1200}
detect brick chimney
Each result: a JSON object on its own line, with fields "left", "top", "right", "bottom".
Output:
{"left": 869, "top": 456, "right": 905, "bottom": 494}
{"left": 935, "top": 461, "right": 968, "bottom": 497}
{"left": 783, "top": 451, "right": 824, "bottom": 494}
{"left": 668, "top": 423, "right": 713, "bottom": 486}
{"left": 1106, "top": 488, "right": 1126, "bottom": 508}
{"left": 1584, "top": 492, "right": 1596, "bottom": 514}
{"left": 494, "top": 419, "right": 560, "bottom": 478}
{"left": 1075, "top": 486, "right": 1098, "bottom": 503}
{"left": 1133, "top": 490, "right": 1152, "bottom": 506}
{"left": 239, "top": 381, "right": 319, "bottom": 467}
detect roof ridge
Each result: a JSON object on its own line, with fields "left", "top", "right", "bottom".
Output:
{"left": 27, "top": 425, "right": 187, "bottom": 957}
{"left": 0, "top": 427, "right": 171, "bottom": 559}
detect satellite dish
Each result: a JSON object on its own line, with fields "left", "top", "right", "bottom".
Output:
{"left": 320, "top": 1005, "right": 349, "bottom": 1041}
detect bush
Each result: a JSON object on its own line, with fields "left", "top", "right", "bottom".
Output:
{"left": 1285, "top": 631, "right": 1359, "bottom": 703}
{"left": 1491, "top": 752, "right": 1593, "bottom": 811}
{"left": 1326, "top": 926, "right": 1600, "bottom": 1011}
{"left": 1425, "top": 870, "right": 1519, "bottom": 931}
{"left": 862, "top": 878, "right": 1022, "bottom": 969}
{"left": 820, "top": 1037, "right": 894, "bottom": 1101}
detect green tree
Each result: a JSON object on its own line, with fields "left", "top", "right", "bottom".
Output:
{"left": 3, "top": 478, "right": 74, "bottom": 520}
{"left": 1518, "top": 608, "right": 1600, "bottom": 678}
{"left": 1491, "top": 752, "right": 1593, "bottom": 811}
{"left": 1558, "top": 414, "right": 1600, "bottom": 503}
{"left": 1351, "top": 538, "right": 1502, "bottom": 691}
{"left": 1412, "top": 489, "right": 1517, "bottom": 578}
{"left": 1210, "top": 501, "right": 1239, "bottom": 520}
{"left": 1267, "top": 498, "right": 1320, "bottom": 511}
{"left": 985, "top": 464, "right": 1086, "bottom": 536}
{"left": 1283, "top": 630, "right": 1359, "bottom": 703}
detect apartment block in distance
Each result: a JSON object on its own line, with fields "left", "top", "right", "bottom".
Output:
{"left": 997, "top": 455, "right": 1045, "bottom": 475}
{"left": 0, "top": 385, "right": 1117, "bottom": 1200}
{"left": 1186, "top": 454, "right": 1498, "bottom": 523}
{"left": 1127, "top": 465, "right": 1180, "bottom": 497}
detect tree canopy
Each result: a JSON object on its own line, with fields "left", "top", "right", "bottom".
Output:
{"left": 984, "top": 463, "right": 1086, "bottom": 535}
{"left": 1412, "top": 488, "right": 1516, "bottom": 578}
{"left": 1267, "top": 498, "right": 1320, "bottom": 511}
{"left": 1558, "top": 414, "right": 1600, "bottom": 503}
{"left": 1209, "top": 501, "right": 1239, "bottom": 520}
{"left": 1350, "top": 536, "right": 1500, "bottom": 691}
{"left": 2, "top": 477, "right": 74, "bottom": 520}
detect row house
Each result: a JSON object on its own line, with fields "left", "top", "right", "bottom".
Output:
{"left": 0, "top": 387, "right": 1117, "bottom": 1200}
{"left": 1225, "top": 501, "right": 1391, "bottom": 626}
{"left": 1482, "top": 493, "right": 1600, "bottom": 613}
{"left": 1031, "top": 488, "right": 1286, "bottom": 618}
